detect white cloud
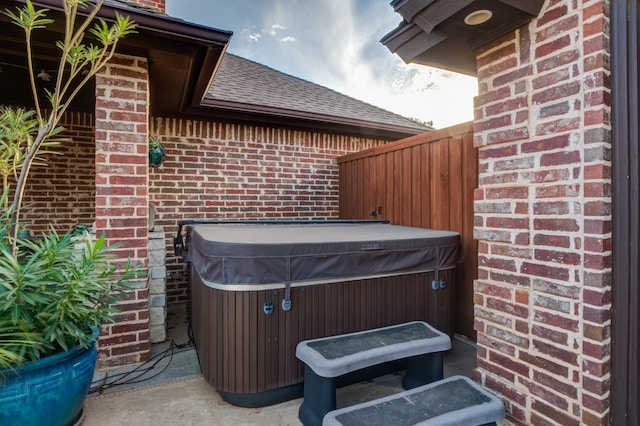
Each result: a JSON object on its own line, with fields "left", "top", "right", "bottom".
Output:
{"left": 247, "top": 32, "right": 261, "bottom": 42}
{"left": 268, "top": 25, "right": 284, "bottom": 36}
{"left": 165, "top": 0, "right": 478, "bottom": 128}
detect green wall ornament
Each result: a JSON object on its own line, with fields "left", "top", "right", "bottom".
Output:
{"left": 148, "top": 136, "right": 166, "bottom": 168}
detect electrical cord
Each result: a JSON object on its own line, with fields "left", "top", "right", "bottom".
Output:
{"left": 89, "top": 322, "right": 198, "bottom": 395}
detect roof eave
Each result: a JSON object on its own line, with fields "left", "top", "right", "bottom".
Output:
{"left": 85, "top": 0, "right": 233, "bottom": 113}
{"left": 0, "top": 0, "right": 232, "bottom": 114}
{"left": 195, "top": 99, "right": 430, "bottom": 139}
{"left": 382, "top": 0, "right": 544, "bottom": 76}
{"left": 22, "top": 0, "right": 232, "bottom": 46}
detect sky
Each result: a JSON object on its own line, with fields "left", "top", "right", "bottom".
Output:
{"left": 165, "top": 0, "right": 478, "bottom": 129}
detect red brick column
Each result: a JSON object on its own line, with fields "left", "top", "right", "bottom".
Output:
{"left": 472, "top": 1, "right": 611, "bottom": 425}
{"left": 95, "top": 54, "right": 150, "bottom": 367}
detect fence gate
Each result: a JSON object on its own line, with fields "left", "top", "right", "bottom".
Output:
{"left": 337, "top": 122, "right": 477, "bottom": 340}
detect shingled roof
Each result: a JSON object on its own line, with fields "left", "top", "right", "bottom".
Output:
{"left": 200, "top": 53, "right": 431, "bottom": 139}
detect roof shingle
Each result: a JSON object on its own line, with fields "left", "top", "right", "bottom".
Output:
{"left": 205, "top": 53, "right": 431, "bottom": 135}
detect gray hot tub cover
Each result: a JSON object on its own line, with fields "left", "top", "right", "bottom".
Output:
{"left": 184, "top": 222, "right": 462, "bottom": 288}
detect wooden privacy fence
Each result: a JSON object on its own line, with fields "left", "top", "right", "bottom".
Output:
{"left": 337, "top": 121, "right": 477, "bottom": 340}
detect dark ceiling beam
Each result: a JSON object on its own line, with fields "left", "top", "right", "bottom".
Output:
{"left": 390, "top": 0, "right": 436, "bottom": 22}
{"left": 499, "top": 0, "right": 546, "bottom": 16}
{"left": 412, "top": 0, "right": 474, "bottom": 33}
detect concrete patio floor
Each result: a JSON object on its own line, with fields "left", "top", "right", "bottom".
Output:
{"left": 83, "top": 306, "right": 478, "bottom": 426}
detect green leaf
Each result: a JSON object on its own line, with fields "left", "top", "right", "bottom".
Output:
{"left": 89, "top": 13, "right": 137, "bottom": 46}
{"left": 3, "top": 0, "right": 54, "bottom": 32}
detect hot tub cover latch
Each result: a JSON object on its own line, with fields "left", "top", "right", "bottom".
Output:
{"left": 282, "top": 257, "right": 292, "bottom": 311}
{"left": 282, "top": 282, "right": 292, "bottom": 311}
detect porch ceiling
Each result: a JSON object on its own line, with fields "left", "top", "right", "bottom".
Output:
{"left": 381, "top": 0, "right": 544, "bottom": 76}
{"left": 0, "top": 0, "right": 232, "bottom": 115}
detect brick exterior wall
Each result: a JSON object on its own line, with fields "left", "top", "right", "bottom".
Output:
{"left": 127, "top": 0, "right": 165, "bottom": 13}
{"left": 94, "top": 54, "right": 151, "bottom": 367}
{"left": 472, "top": 1, "right": 611, "bottom": 425}
{"left": 149, "top": 118, "right": 386, "bottom": 304}
{"left": 21, "top": 111, "right": 96, "bottom": 235}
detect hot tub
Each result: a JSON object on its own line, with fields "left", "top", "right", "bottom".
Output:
{"left": 178, "top": 220, "right": 462, "bottom": 407}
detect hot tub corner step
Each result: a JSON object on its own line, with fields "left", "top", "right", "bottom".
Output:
{"left": 322, "top": 375, "right": 505, "bottom": 426}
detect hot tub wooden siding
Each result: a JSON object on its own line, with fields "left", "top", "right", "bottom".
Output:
{"left": 190, "top": 268, "right": 456, "bottom": 396}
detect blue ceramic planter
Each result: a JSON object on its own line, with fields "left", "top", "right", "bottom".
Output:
{"left": 0, "top": 329, "right": 98, "bottom": 426}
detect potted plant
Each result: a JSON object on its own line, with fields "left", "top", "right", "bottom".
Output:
{"left": 0, "top": 205, "right": 137, "bottom": 425}
{"left": 0, "top": 1, "right": 137, "bottom": 424}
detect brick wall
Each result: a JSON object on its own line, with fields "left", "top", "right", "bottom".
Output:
{"left": 127, "top": 0, "right": 165, "bottom": 13}
{"left": 95, "top": 54, "right": 151, "bottom": 368}
{"left": 472, "top": 1, "right": 611, "bottom": 425}
{"left": 149, "top": 117, "right": 386, "bottom": 304}
{"left": 21, "top": 111, "right": 95, "bottom": 235}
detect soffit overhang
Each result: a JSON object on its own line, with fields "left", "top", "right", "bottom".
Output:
{"left": 381, "top": 0, "right": 544, "bottom": 75}
{"left": 0, "top": 0, "right": 232, "bottom": 114}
